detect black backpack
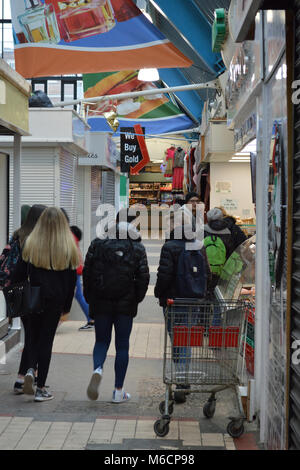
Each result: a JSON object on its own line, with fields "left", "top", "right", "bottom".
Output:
{"left": 93, "top": 239, "right": 136, "bottom": 299}
{"left": 175, "top": 247, "right": 207, "bottom": 298}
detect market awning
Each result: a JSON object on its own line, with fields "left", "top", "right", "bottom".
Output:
{"left": 10, "top": 0, "right": 192, "bottom": 79}
{"left": 83, "top": 70, "right": 196, "bottom": 135}
{"left": 146, "top": 0, "right": 231, "bottom": 123}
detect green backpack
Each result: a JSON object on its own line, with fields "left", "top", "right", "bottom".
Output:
{"left": 204, "top": 235, "right": 227, "bottom": 276}
{"left": 220, "top": 252, "right": 244, "bottom": 281}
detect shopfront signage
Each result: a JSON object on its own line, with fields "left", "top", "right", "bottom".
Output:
{"left": 221, "top": 198, "right": 238, "bottom": 211}
{"left": 234, "top": 112, "right": 256, "bottom": 152}
{"left": 228, "top": 0, "right": 262, "bottom": 42}
{"left": 120, "top": 125, "right": 150, "bottom": 174}
{"left": 79, "top": 132, "right": 118, "bottom": 169}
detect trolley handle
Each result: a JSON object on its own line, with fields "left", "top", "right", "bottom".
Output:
{"left": 167, "top": 298, "right": 208, "bottom": 306}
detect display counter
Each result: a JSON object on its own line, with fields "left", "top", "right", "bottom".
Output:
{"left": 215, "top": 235, "right": 256, "bottom": 302}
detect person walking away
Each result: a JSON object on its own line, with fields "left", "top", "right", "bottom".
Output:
{"left": 83, "top": 209, "right": 149, "bottom": 403}
{"left": 11, "top": 207, "right": 78, "bottom": 402}
{"left": 218, "top": 207, "right": 247, "bottom": 250}
{"left": 70, "top": 225, "right": 94, "bottom": 331}
{"left": 180, "top": 192, "right": 204, "bottom": 232}
{"left": 0, "top": 204, "right": 47, "bottom": 395}
{"left": 154, "top": 222, "right": 211, "bottom": 402}
{"left": 204, "top": 207, "right": 247, "bottom": 289}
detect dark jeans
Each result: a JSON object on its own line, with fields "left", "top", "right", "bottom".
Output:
{"left": 25, "top": 309, "right": 61, "bottom": 388}
{"left": 93, "top": 312, "right": 133, "bottom": 389}
{"left": 18, "top": 316, "right": 32, "bottom": 376}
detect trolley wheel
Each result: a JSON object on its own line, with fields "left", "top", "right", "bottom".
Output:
{"left": 159, "top": 401, "right": 174, "bottom": 416}
{"left": 227, "top": 420, "right": 245, "bottom": 438}
{"left": 174, "top": 391, "right": 186, "bottom": 404}
{"left": 154, "top": 419, "right": 170, "bottom": 437}
{"left": 203, "top": 400, "right": 216, "bottom": 419}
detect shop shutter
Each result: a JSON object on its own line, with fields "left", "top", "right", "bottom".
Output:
{"left": 289, "top": 0, "right": 300, "bottom": 450}
{"left": 102, "top": 170, "right": 115, "bottom": 206}
{"left": 59, "top": 149, "right": 78, "bottom": 225}
{"left": 9, "top": 148, "right": 56, "bottom": 236}
{"left": 102, "top": 170, "right": 116, "bottom": 231}
{"left": 91, "top": 166, "right": 102, "bottom": 239}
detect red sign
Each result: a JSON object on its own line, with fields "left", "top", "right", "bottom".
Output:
{"left": 129, "top": 124, "right": 150, "bottom": 175}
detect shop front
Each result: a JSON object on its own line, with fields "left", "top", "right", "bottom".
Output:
{"left": 0, "top": 107, "right": 90, "bottom": 251}
{"left": 222, "top": 2, "right": 292, "bottom": 449}
{"left": 128, "top": 136, "right": 198, "bottom": 237}
{"left": 0, "top": 58, "right": 30, "bottom": 346}
{"left": 79, "top": 132, "right": 121, "bottom": 253}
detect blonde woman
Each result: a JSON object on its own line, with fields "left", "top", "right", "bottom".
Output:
{"left": 11, "top": 207, "right": 79, "bottom": 402}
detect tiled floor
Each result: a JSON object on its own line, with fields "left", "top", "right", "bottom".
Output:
{"left": 0, "top": 416, "right": 239, "bottom": 450}
{"left": 53, "top": 321, "right": 165, "bottom": 359}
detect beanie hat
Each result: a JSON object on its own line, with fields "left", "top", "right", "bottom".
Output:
{"left": 185, "top": 192, "right": 200, "bottom": 204}
{"left": 207, "top": 208, "right": 223, "bottom": 221}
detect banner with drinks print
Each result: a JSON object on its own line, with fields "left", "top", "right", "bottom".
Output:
{"left": 83, "top": 70, "right": 195, "bottom": 135}
{"left": 10, "top": 0, "right": 192, "bottom": 78}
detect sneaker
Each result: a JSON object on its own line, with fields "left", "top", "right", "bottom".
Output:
{"left": 34, "top": 388, "right": 54, "bottom": 402}
{"left": 87, "top": 368, "right": 102, "bottom": 401}
{"left": 112, "top": 389, "right": 131, "bottom": 403}
{"left": 13, "top": 381, "right": 24, "bottom": 395}
{"left": 23, "top": 368, "right": 35, "bottom": 395}
{"left": 79, "top": 322, "right": 94, "bottom": 331}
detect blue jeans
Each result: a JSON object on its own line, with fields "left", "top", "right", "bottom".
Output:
{"left": 93, "top": 312, "right": 133, "bottom": 389}
{"left": 75, "top": 275, "right": 91, "bottom": 322}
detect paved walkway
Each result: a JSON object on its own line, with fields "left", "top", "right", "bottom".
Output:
{"left": 0, "top": 238, "right": 260, "bottom": 451}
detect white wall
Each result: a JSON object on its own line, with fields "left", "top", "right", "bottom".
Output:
{"left": 210, "top": 162, "right": 255, "bottom": 220}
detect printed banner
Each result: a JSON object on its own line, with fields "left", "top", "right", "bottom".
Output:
{"left": 83, "top": 70, "right": 195, "bottom": 135}
{"left": 11, "top": 0, "right": 192, "bottom": 78}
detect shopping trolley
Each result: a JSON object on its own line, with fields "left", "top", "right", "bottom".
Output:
{"left": 154, "top": 298, "right": 248, "bottom": 438}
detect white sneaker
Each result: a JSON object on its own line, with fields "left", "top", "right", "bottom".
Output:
{"left": 112, "top": 389, "right": 131, "bottom": 403}
{"left": 87, "top": 368, "right": 102, "bottom": 401}
{"left": 23, "top": 368, "right": 35, "bottom": 395}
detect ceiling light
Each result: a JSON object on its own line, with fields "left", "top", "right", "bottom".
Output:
{"left": 138, "top": 68, "right": 160, "bottom": 82}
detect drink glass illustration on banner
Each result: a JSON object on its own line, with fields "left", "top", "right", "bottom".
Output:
{"left": 14, "top": 0, "right": 118, "bottom": 44}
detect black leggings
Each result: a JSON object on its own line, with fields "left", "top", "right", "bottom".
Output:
{"left": 25, "top": 309, "right": 61, "bottom": 388}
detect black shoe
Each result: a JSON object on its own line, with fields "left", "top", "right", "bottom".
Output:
{"left": 34, "top": 388, "right": 54, "bottom": 402}
{"left": 13, "top": 382, "right": 24, "bottom": 395}
{"left": 78, "top": 322, "right": 94, "bottom": 331}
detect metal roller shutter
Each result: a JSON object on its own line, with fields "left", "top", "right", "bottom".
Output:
{"left": 102, "top": 170, "right": 115, "bottom": 206}
{"left": 91, "top": 166, "right": 102, "bottom": 239}
{"left": 59, "top": 149, "right": 78, "bottom": 225}
{"left": 9, "top": 148, "right": 56, "bottom": 236}
{"left": 102, "top": 170, "right": 116, "bottom": 229}
{"left": 289, "top": 0, "right": 300, "bottom": 449}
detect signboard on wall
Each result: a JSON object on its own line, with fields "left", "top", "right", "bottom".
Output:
{"left": 215, "top": 181, "right": 232, "bottom": 193}
{"left": 120, "top": 125, "right": 150, "bottom": 174}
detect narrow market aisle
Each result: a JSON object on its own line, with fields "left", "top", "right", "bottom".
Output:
{"left": 0, "top": 238, "right": 260, "bottom": 450}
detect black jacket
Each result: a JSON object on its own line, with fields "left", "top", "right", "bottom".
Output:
{"left": 154, "top": 229, "right": 212, "bottom": 308}
{"left": 223, "top": 216, "right": 247, "bottom": 251}
{"left": 12, "top": 258, "right": 77, "bottom": 314}
{"left": 83, "top": 223, "right": 150, "bottom": 318}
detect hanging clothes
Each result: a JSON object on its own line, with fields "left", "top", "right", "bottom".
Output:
{"left": 164, "top": 146, "right": 175, "bottom": 177}
{"left": 183, "top": 154, "right": 188, "bottom": 194}
{"left": 172, "top": 147, "right": 185, "bottom": 190}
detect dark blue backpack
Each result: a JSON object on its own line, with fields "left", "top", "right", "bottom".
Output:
{"left": 0, "top": 238, "right": 21, "bottom": 290}
{"left": 175, "top": 248, "right": 207, "bottom": 298}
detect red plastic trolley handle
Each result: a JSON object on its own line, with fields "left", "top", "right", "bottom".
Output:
{"left": 167, "top": 299, "right": 174, "bottom": 305}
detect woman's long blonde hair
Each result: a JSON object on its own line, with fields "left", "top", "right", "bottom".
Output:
{"left": 22, "top": 207, "right": 79, "bottom": 271}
